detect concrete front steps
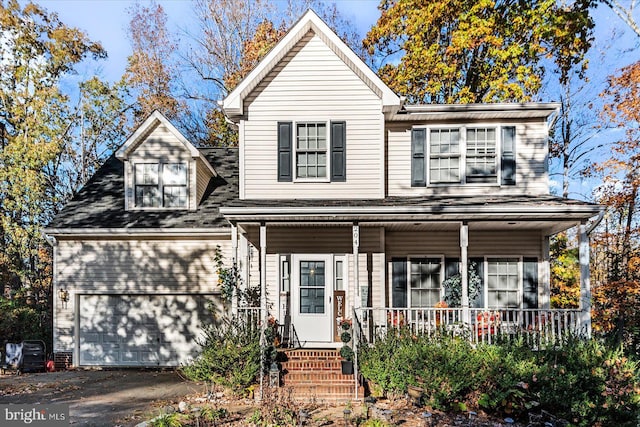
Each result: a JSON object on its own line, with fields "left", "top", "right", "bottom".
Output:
{"left": 278, "top": 349, "right": 364, "bottom": 402}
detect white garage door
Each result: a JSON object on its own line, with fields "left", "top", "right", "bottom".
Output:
{"left": 79, "top": 294, "right": 215, "bottom": 367}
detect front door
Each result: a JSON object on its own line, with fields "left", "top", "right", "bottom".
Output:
{"left": 291, "top": 255, "right": 333, "bottom": 343}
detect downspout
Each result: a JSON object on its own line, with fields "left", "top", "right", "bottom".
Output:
{"left": 578, "top": 209, "right": 605, "bottom": 339}
{"left": 43, "top": 232, "right": 59, "bottom": 363}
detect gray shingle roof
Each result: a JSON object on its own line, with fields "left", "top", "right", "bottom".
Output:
{"left": 47, "top": 148, "right": 239, "bottom": 230}
{"left": 48, "top": 146, "right": 600, "bottom": 231}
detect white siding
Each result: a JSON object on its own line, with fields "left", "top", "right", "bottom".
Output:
{"left": 242, "top": 32, "right": 384, "bottom": 199}
{"left": 387, "top": 120, "right": 549, "bottom": 197}
{"left": 53, "top": 237, "right": 231, "bottom": 353}
{"left": 385, "top": 230, "right": 542, "bottom": 259}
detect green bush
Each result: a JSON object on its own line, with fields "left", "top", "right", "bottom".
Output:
{"left": 358, "top": 331, "right": 640, "bottom": 425}
{"left": 180, "top": 316, "right": 260, "bottom": 395}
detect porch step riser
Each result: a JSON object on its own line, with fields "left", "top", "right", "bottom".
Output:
{"left": 280, "top": 350, "right": 340, "bottom": 360}
{"left": 280, "top": 361, "right": 342, "bottom": 370}
{"left": 280, "top": 385, "right": 364, "bottom": 401}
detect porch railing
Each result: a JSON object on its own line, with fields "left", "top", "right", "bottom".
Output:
{"left": 354, "top": 307, "right": 584, "bottom": 346}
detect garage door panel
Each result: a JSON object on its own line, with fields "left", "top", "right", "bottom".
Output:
{"left": 79, "top": 294, "right": 215, "bottom": 367}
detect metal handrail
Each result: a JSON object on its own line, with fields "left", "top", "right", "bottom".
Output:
{"left": 352, "top": 307, "right": 366, "bottom": 400}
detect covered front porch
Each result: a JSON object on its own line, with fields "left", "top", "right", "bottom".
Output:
{"left": 220, "top": 196, "right": 602, "bottom": 347}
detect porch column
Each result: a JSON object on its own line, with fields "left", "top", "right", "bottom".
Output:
{"left": 259, "top": 223, "right": 267, "bottom": 401}
{"left": 353, "top": 223, "right": 360, "bottom": 308}
{"left": 460, "top": 223, "right": 470, "bottom": 324}
{"left": 231, "top": 224, "right": 238, "bottom": 316}
{"left": 260, "top": 223, "right": 268, "bottom": 322}
{"left": 579, "top": 222, "right": 592, "bottom": 338}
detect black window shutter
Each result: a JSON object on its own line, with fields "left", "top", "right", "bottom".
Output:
{"left": 411, "top": 128, "right": 426, "bottom": 187}
{"left": 391, "top": 258, "right": 407, "bottom": 308}
{"left": 277, "top": 122, "right": 293, "bottom": 182}
{"left": 501, "top": 126, "right": 516, "bottom": 185}
{"left": 331, "top": 121, "right": 346, "bottom": 182}
{"left": 523, "top": 257, "right": 538, "bottom": 309}
{"left": 469, "top": 258, "right": 484, "bottom": 308}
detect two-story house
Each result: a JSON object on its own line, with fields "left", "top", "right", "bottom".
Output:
{"left": 45, "top": 10, "right": 602, "bottom": 368}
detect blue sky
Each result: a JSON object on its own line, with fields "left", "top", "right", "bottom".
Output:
{"left": 40, "top": 0, "right": 381, "bottom": 84}
{"left": 35, "top": 0, "right": 640, "bottom": 200}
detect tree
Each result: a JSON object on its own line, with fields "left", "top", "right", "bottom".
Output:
{"left": 589, "top": 60, "right": 640, "bottom": 349}
{"left": 183, "top": 0, "right": 363, "bottom": 146}
{"left": 0, "top": 0, "right": 106, "bottom": 345}
{"left": 50, "top": 77, "right": 133, "bottom": 205}
{"left": 600, "top": 0, "right": 640, "bottom": 37}
{"left": 0, "top": 0, "right": 106, "bottom": 281}
{"left": 124, "top": 0, "right": 182, "bottom": 122}
{"left": 549, "top": 233, "right": 580, "bottom": 308}
{"left": 363, "top": 0, "right": 594, "bottom": 104}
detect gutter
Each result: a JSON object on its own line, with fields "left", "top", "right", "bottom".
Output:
{"left": 586, "top": 209, "right": 606, "bottom": 235}
{"left": 44, "top": 227, "right": 231, "bottom": 237}
{"left": 42, "top": 231, "right": 57, "bottom": 247}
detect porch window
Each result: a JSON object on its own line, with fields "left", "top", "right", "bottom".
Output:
{"left": 410, "top": 258, "right": 442, "bottom": 307}
{"left": 134, "top": 162, "right": 187, "bottom": 208}
{"left": 296, "top": 123, "right": 327, "bottom": 179}
{"left": 299, "top": 261, "right": 325, "bottom": 313}
{"left": 487, "top": 258, "right": 520, "bottom": 308}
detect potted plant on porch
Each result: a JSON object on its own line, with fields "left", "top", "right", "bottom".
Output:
{"left": 339, "top": 318, "right": 354, "bottom": 375}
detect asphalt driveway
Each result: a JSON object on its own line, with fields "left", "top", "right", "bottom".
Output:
{"left": 0, "top": 369, "right": 201, "bottom": 426}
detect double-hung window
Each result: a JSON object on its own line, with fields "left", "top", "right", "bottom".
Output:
{"left": 134, "top": 162, "right": 187, "bottom": 208}
{"left": 429, "top": 129, "right": 461, "bottom": 183}
{"left": 296, "top": 123, "right": 327, "bottom": 179}
{"left": 409, "top": 257, "right": 442, "bottom": 308}
{"left": 466, "top": 128, "right": 497, "bottom": 183}
{"left": 412, "top": 125, "right": 515, "bottom": 186}
{"left": 277, "top": 121, "right": 346, "bottom": 182}
{"left": 486, "top": 258, "right": 520, "bottom": 308}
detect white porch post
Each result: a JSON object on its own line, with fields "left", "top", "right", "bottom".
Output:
{"left": 353, "top": 223, "right": 360, "bottom": 308}
{"left": 460, "top": 223, "right": 470, "bottom": 324}
{"left": 231, "top": 224, "right": 238, "bottom": 316}
{"left": 259, "top": 223, "right": 267, "bottom": 400}
{"left": 579, "top": 222, "right": 592, "bottom": 337}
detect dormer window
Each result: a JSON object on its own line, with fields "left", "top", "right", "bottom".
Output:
{"left": 134, "top": 162, "right": 188, "bottom": 208}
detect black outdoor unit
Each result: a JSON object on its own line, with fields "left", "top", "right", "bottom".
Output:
{"left": 20, "top": 340, "right": 46, "bottom": 373}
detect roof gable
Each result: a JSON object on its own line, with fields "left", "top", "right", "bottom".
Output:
{"left": 222, "top": 9, "right": 400, "bottom": 118}
{"left": 115, "top": 110, "right": 216, "bottom": 176}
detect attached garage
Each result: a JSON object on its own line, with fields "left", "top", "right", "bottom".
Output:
{"left": 79, "top": 294, "right": 216, "bottom": 367}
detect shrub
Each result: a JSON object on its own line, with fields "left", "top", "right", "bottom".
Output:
{"left": 358, "top": 331, "right": 640, "bottom": 424}
{"left": 181, "top": 316, "right": 260, "bottom": 395}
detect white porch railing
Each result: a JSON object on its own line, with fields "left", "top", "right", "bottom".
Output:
{"left": 354, "top": 307, "right": 584, "bottom": 346}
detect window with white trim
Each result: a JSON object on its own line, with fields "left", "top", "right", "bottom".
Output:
{"left": 296, "top": 123, "right": 327, "bottom": 179}
{"left": 466, "top": 128, "right": 497, "bottom": 183}
{"left": 134, "top": 162, "right": 187, "bottom": 208}
{"left": 429, "top": 129, "right": 461, "bottom": 183}
{"left": 413, "top": 125, "right": 515, "bottom": 186}
{"left": 409, "top": 257, "right": 442, "bottom": 307}
{"left": 486, "top": 258, "right": 520, "bottom": 308}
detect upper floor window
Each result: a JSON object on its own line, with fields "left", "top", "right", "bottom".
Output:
{"left": 134, "top": 162, "right": 187, "bottom": 208}
{"left": 412, "top": 126, "right": 515, "bottom": 187}
{"left": 277, "top": 121, "right": 346, "bottom": 183}
{"left": 296, "top": 123, "right": 327, "bottom": 179}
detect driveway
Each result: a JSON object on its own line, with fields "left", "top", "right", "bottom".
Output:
{"left": 0, "top": 369, "right": 202, "bottom": 426}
